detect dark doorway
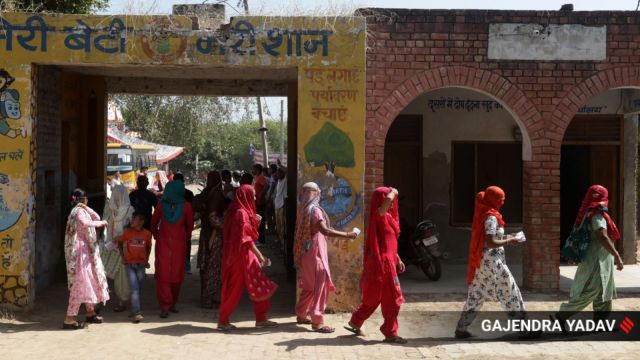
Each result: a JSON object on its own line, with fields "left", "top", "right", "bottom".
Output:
{"left": 384, "top": 114, "right": 422, "bottom": 225}
{"left": 560, "top": 114, "right": 622, "bottom": 256}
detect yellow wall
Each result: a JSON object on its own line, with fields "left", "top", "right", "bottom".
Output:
{"left": 0, "top": 13, "right": 365, "bottom": 309}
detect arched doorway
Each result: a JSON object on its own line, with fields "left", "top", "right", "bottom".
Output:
{"left": 383, "top": 86, "right": 531, "bottom": 291}
{"left": 559, "top": 87, "right": 639, "bottom": 283}
{"left": 548, "top": 67, "right": 640, "bottom": 292}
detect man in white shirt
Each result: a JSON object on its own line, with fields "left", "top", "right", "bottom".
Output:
{"left": 274, "top": 166, "right": 288, "bottom": 248}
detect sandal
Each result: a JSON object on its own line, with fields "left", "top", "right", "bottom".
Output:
{"left": 85, "top": 315, "right": 103, "bottom": 324}
{"left": 217, "top": 323, "right": 237, "bottom": 331}
{"left": 383, "top": 336, "right": 408, "bottom": 344}
{"left": 454, "top": 330, "right": 472, "bottom": 339}
{"left": 255, "top": 320, "right": 278, "bottom": 328}
{"left": 62, "top": 321, "right": 85, "bottom": 330}
{"left": 159, "top": 310, "right": 169, "bottom": 318}
{"left": 312, "top": 325, "right": 335, "bottom": 333}
{"left": 296, "top": 317, "right": 312, "bottom": 325}
{"left": 344, "top": 322, "right": 366, "bottom": 336}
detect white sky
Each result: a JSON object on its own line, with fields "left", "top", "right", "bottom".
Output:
{"left": 104, "top": 0, "right": 640, "bottom": 15}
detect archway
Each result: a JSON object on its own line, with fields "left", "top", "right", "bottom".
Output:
{"left": 550, "top": 67, "right": 640, "bottom": 292}
{"left": 373, "top": 69, "right": 539, "bottom": 291}
{"left": 551, "top": 67, "right": 640, "bottom": 265}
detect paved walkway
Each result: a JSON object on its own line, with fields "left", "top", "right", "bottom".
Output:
{"left": 2, "top": 235, "right": 640, "bottom": 359}
{"left": 401, "top": 262, "right": 640, "bottom": 294}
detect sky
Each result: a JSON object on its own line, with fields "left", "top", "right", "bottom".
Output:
{"left": 104, "top": 0, "right": 640, "bottom": 15}
{"left": 103, "top": 0, "right": 640, "bottom": 121}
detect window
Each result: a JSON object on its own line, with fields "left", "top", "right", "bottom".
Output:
{"left": 451, "top": 142, "right": 523, "bottom": 225}
{"left": 106, "top": 149, "right": 133, "bottom": 173}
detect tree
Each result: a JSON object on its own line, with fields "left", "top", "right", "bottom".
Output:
{"left": 113, "top": 94, "right": 287, "bottom": 174}
{"left": 0, "top": 0, "right": 109, "bottom": 13}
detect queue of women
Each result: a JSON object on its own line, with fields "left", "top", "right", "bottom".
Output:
{"left": 62, "top": 173, "right": 624, "bottom": 341}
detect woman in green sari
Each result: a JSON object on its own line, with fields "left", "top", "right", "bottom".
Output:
{"left": 557, "top": 185, "right": 623, "bottom": 325}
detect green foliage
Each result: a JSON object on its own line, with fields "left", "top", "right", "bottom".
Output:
{"left": 0, "top": 0, "right": 109, "bottom": 13}
{"left": 113, "top": 95, "right": 287, "bottom": 174}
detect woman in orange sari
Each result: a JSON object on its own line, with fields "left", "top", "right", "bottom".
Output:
{"left": 217, "top": 185, "right": 278, "bottom": 330}
{"left": 454, "top": 186, "right": 527, "bottom": 339}
{"left": 345, "top": 187, "right": 406, "bottom": 343}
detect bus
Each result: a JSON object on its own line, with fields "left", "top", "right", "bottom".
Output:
{"left": 107, "top": 143, "right": 158, "bottom": 190}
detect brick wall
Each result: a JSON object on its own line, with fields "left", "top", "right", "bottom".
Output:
{"left": 360, "top": 8, "right": 640, "bottom": 291}
{"left": 34, "top": 66, "right": 63, "bottom": 290}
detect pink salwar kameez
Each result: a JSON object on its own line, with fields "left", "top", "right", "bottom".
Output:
{"left": 64, "top": 206, "right": 109, "bottom": 316}
{"left": 295, "top": 207, "right": 335, "bottom": 324}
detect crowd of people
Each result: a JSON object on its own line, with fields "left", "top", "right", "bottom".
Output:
{"left": 62, "top": 164, "right": 290, "bottom": 329}
{"left": 62, "top": 169, "right": 624, "bottom": 341}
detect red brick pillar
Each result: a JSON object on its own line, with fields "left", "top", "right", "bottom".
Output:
{"left": 522, "top": 144, "right": 561, "bottom": 291}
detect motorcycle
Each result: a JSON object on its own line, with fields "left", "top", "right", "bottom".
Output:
{"left": 398, "top": 218, "right": 443, "bottom": 281}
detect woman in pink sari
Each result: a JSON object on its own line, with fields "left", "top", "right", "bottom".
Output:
{"left": 63, "top": 188, "right": 110, "bottom": 329}
{"left": 294, "top": 182, "right": 357, "bottom": 333}
{"left": 217, "top": 185, "right": 278, "bottom": 330}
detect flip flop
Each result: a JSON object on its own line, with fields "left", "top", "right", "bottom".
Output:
{"left": 344, "top": 324, "right": 365, "bottom": 336}
{"left": 312, "top": 325, "right": 335, "bottom": 333}
{"left": 296, "top": 318, "right": 312, "bottom": 325}
{"left": 383, "top": 336, "right": 408, "bottom": 344}
{"left": 217, "top": 323, "right": 237, "bottom": 331}
{"left": 62, "top": 321, "right": 85, "bottom": 330}
{"left": 85, "top": 315, "right": 103, "bottom": 324}
{"left": 255, "top": 320, "right": 279, "bottom": 328}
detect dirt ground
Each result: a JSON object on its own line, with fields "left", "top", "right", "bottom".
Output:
{"left": 2, "top": 233, "right": 640, "bottom": 359}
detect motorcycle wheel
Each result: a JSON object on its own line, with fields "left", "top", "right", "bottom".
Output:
{"left": 419, "top": 248, "right": 442, "bottom": 281}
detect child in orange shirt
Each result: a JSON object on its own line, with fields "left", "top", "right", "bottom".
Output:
{"left": 116, "top": 212, "right": 152, "bottom": 323}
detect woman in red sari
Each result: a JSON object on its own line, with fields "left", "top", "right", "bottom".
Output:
{"left": 217, "top": 185, "right": 278, "bottom": 330}
{"left": 151, "top": 180, "right": 194, "bottom": 318}
{"left": 345, "top": 187, "right": 407, "bottom": 343}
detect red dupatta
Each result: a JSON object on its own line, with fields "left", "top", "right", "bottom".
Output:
{"left": 222, "top": 185, "right": 259, "bottom": 270}
{"left": 222, "top": 184, "right": 277, "bottom": 301}
{"left": 467, "top": 186, "right": 505, "bottom": 285}
{"left": 574, "top": 185, "right": 620, "bottom": 241}
{"left": 364, "top": 187, "right": 400, "bottom": 276}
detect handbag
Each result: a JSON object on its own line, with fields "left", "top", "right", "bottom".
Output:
{"left": 561, "top": 215, "right": 591, "bottom": 263}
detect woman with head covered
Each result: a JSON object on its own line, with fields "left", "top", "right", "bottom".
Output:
{"left": 151, "top": 180, "right": 194, "bottom": 318}
{"left": 217, "top": 185, "right": 278, "bottom": 330}
{"left": 454, "top": 186, "right": 528, "bottom": 339}
{"left": 555, "top": 185, "right": 623, "bottom": 328}
{"left": 294, "top": 182, "right": 357, "bottom": 333}
{"left": 345, "top": 187, "right": 407, "bottom": 343}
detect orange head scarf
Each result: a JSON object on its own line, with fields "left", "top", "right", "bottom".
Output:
{"left": 467, "top": 186, "right": 505, "bottom": 284}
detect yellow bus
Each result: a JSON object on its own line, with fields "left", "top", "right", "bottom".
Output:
{"left": 107, "top": 143, "right": 158, "bottom": 190}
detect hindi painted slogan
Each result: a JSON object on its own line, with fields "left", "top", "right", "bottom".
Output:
{"left": 0, "top": 16, "right": 130, "bottom": 54}
{"left": 428, "top": 97, "right": 505, "bottom": 113}
{"left": 0, "top": 16, "right": 334, "bottom": 59}
{"left": 305, "top": 68, "right": 360, "bottom": 122}
{"left": 0, "top": 149, "right": 24, "bottom": 162}
{"left": 1, "top": 234, "right": 13, "bottom": 270}
{"left": 196, "top": 20, "right": 333, "bottom": 57}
